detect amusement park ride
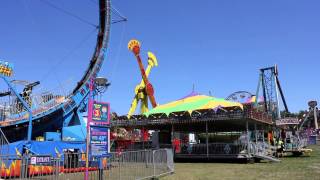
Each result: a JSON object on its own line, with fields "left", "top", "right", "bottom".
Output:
{"left": 109, "top": 40, "right": 159, "bottom": 152}
{"left": 296, "top": 100, "right": 320, "bottom": 148}
{"left": 112, "top": 62, "right": 314, "bottom": 160}
{"left": 127, "top": 40, "right": 157, "bottom": 109}
{"left": 299, "top": 101, "right": 319, "bottom": 130}
{"left": 226, "top": 65, "right": 289, "bottom": 121}
{"left": 127, "top": 40, "right": 158, "bottom": 118}
{"left": 255, "top": 65, "right": 289, "bottom": 119}
{"left": 0, "top": 0, "right": 111, "bottom": 145}
{"left": 0, "top": 0, "right": 316, "bottom": 170}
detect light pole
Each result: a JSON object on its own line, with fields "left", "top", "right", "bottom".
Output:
{"left": 85, "top": 78, "right": 94, "bottom": 180}
{"left": 85, "top": 77, "right": 109, "bottom": 180}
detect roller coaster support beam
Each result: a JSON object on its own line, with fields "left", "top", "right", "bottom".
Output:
{"left": 1, "top": 76, "right": 33, "bottom": 141}
{"left": 275, "top": 74, "right": 289, "bottom": 112}
{"left": 274, "top": 69, "right": 281, "bottom": 119}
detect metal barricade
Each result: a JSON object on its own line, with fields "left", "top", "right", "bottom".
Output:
{"left": 107, "top": 149, "right": 174, "bottom": 180}
{"left": 0, "top": 149, "right": 174, "bottom": 180}
{"left": 177, "top": 143, "right": 247, "bottom": 156}
{"left": 151, "top": 149, "right": 174, "bottom": 178}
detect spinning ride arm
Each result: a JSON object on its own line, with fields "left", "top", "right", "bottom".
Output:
{"left": 128, "top": 52, "right": 158, "bottom": 117}
{"left": 128, "top": 40, "right": 157, "bottom": 108}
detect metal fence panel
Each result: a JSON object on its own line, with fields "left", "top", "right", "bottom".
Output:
{"left": 0, "top": 149, "right": 174, "bottom": 180}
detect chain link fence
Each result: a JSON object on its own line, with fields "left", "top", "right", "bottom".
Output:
{"left": 0, "top": 149, "right": 174, "bottom": 180}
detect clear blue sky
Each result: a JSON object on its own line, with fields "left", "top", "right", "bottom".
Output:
{"left": 0, "top": 0, "right": 320, "bottom": 114}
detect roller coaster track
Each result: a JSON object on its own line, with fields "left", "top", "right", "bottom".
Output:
{"left": 0, "top": 0, "right": 111, "bottom": 142}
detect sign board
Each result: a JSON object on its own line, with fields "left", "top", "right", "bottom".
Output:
{"left": 90, "top": 126, "right": 109, "bottom": 157}
{"left": 91, "top": 101, "right": 110, "bottom": 126}
{"left": 30, "top": 156, "right": 51, "bottom": 165}
{"left": 276, "top": 118, "right": 300, "bottom": 126}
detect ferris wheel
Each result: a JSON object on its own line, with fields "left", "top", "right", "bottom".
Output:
{"left": 225, "top": 91, "right": 254, "bottom": 104}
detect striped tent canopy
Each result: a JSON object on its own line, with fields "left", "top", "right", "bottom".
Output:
{"left": 144, "top": 92, "right": 243, "bottom": 117}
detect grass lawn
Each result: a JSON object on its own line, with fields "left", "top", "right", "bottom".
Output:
{"left": 162, "top": 145, "right": 320, "bottom": 180}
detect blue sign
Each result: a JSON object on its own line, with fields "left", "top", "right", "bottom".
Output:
{"left": 90, "top": 126, "right": 109, "bottom": 157}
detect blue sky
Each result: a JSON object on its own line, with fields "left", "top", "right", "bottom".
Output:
{"left": 0, "top": 0, "right": 320, "bottom": 114}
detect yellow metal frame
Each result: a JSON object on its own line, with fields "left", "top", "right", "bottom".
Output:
{"left": 127, "top": 51, "right": 158, "bottom": 118}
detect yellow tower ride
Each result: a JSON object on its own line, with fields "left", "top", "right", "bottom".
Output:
{"left": 127, "top": 40, "right": 158, "bottom": 118}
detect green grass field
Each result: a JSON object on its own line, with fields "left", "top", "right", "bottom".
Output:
{"left": 162, "top": 145, "right": 320, "bottom": 180}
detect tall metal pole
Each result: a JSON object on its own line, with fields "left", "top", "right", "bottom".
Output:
{"left": 171, "top": 124, "right": 174, "bottom": 143}
{"left": 254, "top": 74, "right": 262, "bottom": 107}
{"left": 206, "top": 121, "right": 209, "bottom": 158}
{"left": 1, "top": 76, "right": 33, "bottom": 141}
{"left": 275, "top": 77, "right": 289, "bottom": 112}
{"left": 274, "top": 71, "right": 281, "bottom": 119}
{"left": 246, "top": 120, "right": 251, "bottom": 157}
{"left": 260, "top": 70, "right": 268, "bottom": 114}
{"left": 85, "top": 78, "right": 94, "bottom": 180}
{"left": 314, "top": 108, "right": 318, "bottom": 130}
{"left": 255, "top": 123, "right": 258, "bottom": 143}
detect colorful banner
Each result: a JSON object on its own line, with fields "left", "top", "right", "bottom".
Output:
{"left": 90, "top": 126, "right": 109, "bottom": 157}
{"left": 91, "top": 101, "right": 110, "bottom": 125}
